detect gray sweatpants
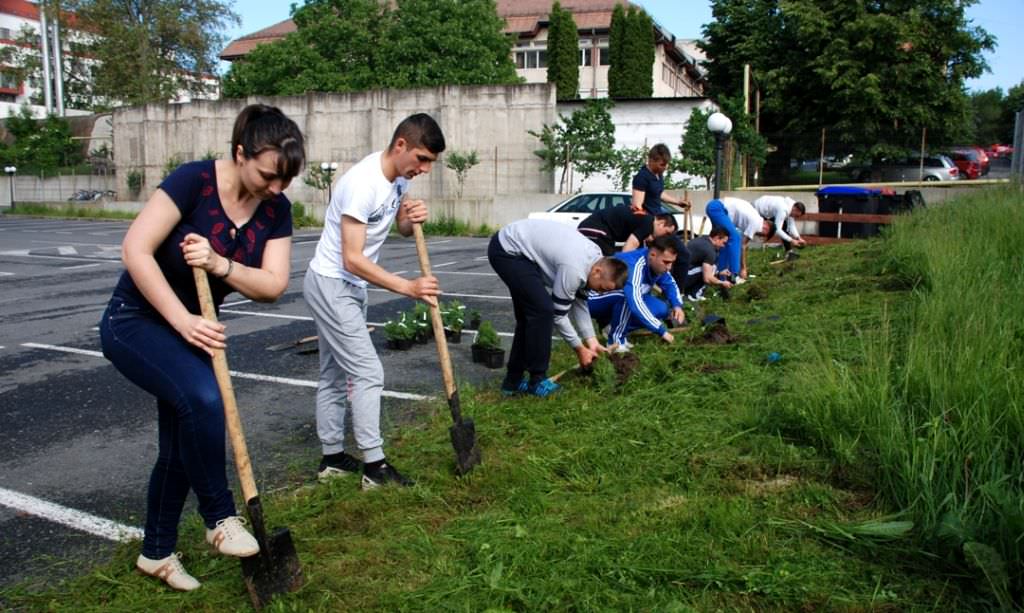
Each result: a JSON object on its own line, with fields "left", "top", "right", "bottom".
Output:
{"left": 303, "top": 267, "right": 385, "bottom": 463}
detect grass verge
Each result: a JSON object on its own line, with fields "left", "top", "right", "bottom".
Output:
{"left": 3, "top": 189, "right": 1019, "bottom": 611}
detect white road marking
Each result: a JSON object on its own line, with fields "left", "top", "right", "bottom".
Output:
{"left": 0, "top": 486, "right": 143, "bottom": 543}
{"left": 221, "top": 299, "right": 253, "bottom": 308}
{"left": 0, "top": 252, "right": 117, "bottom": 263}
{"left": 432, "top": 261, "right": 458, "bottom": 268}
{"left": 57, "top": 246, "right": 77, "bottom": 255}
{"left": 221, "top": 309, "right": 313, "bottom": 321}
{"left": 20, "top": 342, "right": 430, "bottom": 401}
{"left": 61, "top": 263, "right": 102, "bottom": 270}
{"left": 0, "top": 272, "right": 13, "bottom": 277}
{"left": 426, "top": 240, "right": 452, "bottom": 245}
{"left": 435, "top": 270, "right": 496, "bottom": 277}
{"left": 368, "top": 288, "right": 510, "bottom": 300}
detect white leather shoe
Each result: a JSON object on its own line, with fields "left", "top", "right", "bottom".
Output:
{"left": 136, "top": 552, "right": 200, "bottom": 591}
{"left": 205, "top": 516, "right": 259, "bottom": 557}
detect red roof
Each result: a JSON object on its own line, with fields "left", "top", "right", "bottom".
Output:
{"left": 0, "top": 0, "right": 39, "bottom": 20}
{"left": 220, "top": 18, "right": 297, "bottom": 61}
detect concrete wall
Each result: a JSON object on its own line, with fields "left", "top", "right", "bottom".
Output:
{"left": 112, "top": 84, "right": 558, "bottom": 219}
{"left": 0, "top": 174, "right": 115, "bottom": 206}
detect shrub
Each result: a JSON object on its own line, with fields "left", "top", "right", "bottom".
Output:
{"left": 473, "top": 320, "right": 501, "bottom": 349}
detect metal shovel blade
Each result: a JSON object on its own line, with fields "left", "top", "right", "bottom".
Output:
{"left": 450, "top": 417, "right": 481, "bottom": 475}
{"left": 239, "top": 497, "right": 303, "bottom": 609}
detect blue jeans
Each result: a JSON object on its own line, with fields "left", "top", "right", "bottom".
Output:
{"left": 705, "top": 199, "right": 742, "bottom": 276}
{"left": 99, "top": 294, "right": 236, "bottom": 559}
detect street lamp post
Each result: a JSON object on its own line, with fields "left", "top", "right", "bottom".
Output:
{"left": 4, "top": 166, "right": 16, "bottom": 211}
{"left": 320, "top": 161, "right": 339, "bottom": 203}
{"left": 706, "top": 112, "right": 733, "bottom": 200}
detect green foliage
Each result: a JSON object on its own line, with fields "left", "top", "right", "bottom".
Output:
{"left": 303, "top": 162, "right": 335, "bottom": 192}
{"left": 420, "top": 214, "right": 492, "bottom": 237}
{"left": 63, "top": 0, "right": 238, "bottom": 106}
{"left": 411, "top": 302, "right": 431, "bottom": 339}
{"left": 678, "top": 108, "right": 716, "bottom": 189}
{"left": 607, "top": 146, "right": 648, "bottom": 191}
{"left": 546, "top": 1, "right": 579, "bottom": 101}
{"left": 161, "top": 155, "right": 184, "bottom": 180}
{"left": 223, "top": 0, "right": 519, "bottom": 97}
{"left": 440, "top": 299, "right": 465, "bottom": 333}
{"left": 609, "top": 6, "right": 654, "bottom": 98}
{"left": 529, "top": 99, "right": 616, "bottom": 193}
{"left": 0, "top": 106, "right": 82, "bottom": 174}
{"left": 125, "top": 168, "right": 144, "bottom": 196}
{"left": 444, "top": 150, "right": 479, "bottom": 198}
{"left": 5, "top": 203, "right": 137, "bottom": 220}
{"left": 291, "top": 201, "right": 318, "bottom": 228}
{"left": 969, "top": 84, "right": 1024, "bottom": 145}
{"left": 200, "top": 150, "right": 220, "bottom": 161}
{"left": 383, "top": 312, "right": 416, "bottom": 341}
{"left": 702, "top": 0, "right": 995, "bottom": 170}
{"left": 472, "top": 319, "right": 500, "bottom": 348}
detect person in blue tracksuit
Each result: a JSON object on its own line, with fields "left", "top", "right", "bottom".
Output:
{"left": 588, "top": 235, "right": 685, "bottom": 350}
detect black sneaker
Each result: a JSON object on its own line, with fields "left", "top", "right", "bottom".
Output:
{"left": 361, "top": 460, "right": 414, "bottom": 490}
{"left": 317, "top": 451, "right": 362, "bottom": 482}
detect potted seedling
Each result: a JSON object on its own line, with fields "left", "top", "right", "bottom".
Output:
{"left": 467, "top": 308, "right": 482, "bottom": 330}
{"left": 411, "top": 302, "right": 431, "bottom": 343}
{"left": 383, "top": 314, "right": 415, "bottom": 350}
{"left": 441, "top": 299, "right": 465, "bottom": 344}
{"left": 471, "top": 320, "right": 504, "bottom": 368}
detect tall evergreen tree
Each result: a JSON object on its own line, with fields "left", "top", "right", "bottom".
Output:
{"left": 546, "top": 2, "right": 579, "bottom": 100}
{"left": 607, "top": 3, "right": 627, "bottom": 98}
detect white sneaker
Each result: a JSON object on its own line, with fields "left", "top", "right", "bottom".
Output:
{"left": 612, "top": 341, "right": 633, "bottom": 354}
{"left": 136, "top": 552, "right": 200, "bottom": 591}
{"left": 205, "top": 516, "right": 259, "bottom": 557}
{"left": 734, "top": 276, "right": 747, "bottom": 285}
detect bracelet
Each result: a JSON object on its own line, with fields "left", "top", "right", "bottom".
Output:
{"left": 220, "top": 258, "right": 234, "bottom": 279}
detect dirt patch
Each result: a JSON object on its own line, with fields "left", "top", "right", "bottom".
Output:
{"left": 744, "top": 474, "right": 800, "bottom": 496}
{"left": 696, "top": 324, "right": 742, "bottom": 345}
{"left": 608, "top": 352, "right": 640, "bottom": 384}
{"left": 744, "top": 284, "right": 768, "bottom": 301}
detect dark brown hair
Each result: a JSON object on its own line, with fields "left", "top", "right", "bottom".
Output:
{"left": 230, "top": 104, "right": 306, "bottom": 180}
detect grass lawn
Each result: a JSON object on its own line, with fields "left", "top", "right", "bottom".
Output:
{"left": 2, "top": 188, "right": 1020, "bottom": 611}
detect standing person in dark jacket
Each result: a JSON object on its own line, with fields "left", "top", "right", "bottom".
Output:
{"left": 577, "top": 206, "right": 677, "bottom": 255}
{"left": 630, "top": 144, "right": 691, "bottom": 215}
{"left": 489, "top": 219, "right": 628, "bottom": 397}
{"left": 99, "top": 105, "right": 305, "bottom": 592}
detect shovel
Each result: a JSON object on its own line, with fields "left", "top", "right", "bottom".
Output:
{"left": 412, "top": 224, "right": 481, "bottom": 475}
{"left": 193, "top": 268, "right": 303, "bottom": 609}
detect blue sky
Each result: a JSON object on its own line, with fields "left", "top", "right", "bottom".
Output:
{"left": 223, "top": 0, "right": 1022, "bottom": 93}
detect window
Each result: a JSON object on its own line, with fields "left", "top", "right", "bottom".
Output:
{"left": 0, "top": 72, "right": 19, "bottom": 90}
{"left": 579, "top": 48, "right": 592, "bottom": 66}
{"left": 599, "top": 47, "right": 610, "bottom": 65}
{"left": 0, "top": 28, "right": 11, "bottom": 40}
{"left": 515, "top": 48, "right": 547, "bottom": 69}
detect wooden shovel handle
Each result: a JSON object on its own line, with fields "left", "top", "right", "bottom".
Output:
{"left": 193, "top": 267, "right": 258, "bottom": 503}
{"left": 411, "top": 225, "right": 458, "bottom": 403}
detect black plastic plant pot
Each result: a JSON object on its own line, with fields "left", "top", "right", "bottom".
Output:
{"left": 471, "top": 344, "right": 487, "bottom": 363}
{"left": 386, "top": 338, "right": 414, "bottom": 350}
{"left": 445, "top": 328, "right": 462, "bottom": 344}
{"left": 416, "top": 330, "right": 430, "bottom": 344}
{"left": 481, "top": 347, "right": 504, "bottom": 369}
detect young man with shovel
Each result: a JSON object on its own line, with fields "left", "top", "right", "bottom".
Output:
{"left": 304, "top": 114, "right": 445, "bottom": 489}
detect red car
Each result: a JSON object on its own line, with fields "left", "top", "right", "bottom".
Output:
{"left": 947, "top": 150, "right": 982, "bottom": 180}
{"left": 951, "top": 146, "right": 990, "bottom": 176}
{"left": 987, "top": 144, "right": 1014, "bottom": 158}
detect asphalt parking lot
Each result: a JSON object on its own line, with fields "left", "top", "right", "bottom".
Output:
{"left": 0, "top": 214, "right": 516, "bottom": 589}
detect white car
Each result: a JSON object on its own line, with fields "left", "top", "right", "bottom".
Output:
{"left": 527, "top": 191, "right": 695, "bottom": 234}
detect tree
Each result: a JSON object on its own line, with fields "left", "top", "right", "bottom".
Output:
{"left": 969, "top": 88, "right": 1007, "bottom": 146}
{"left": 60, "top": 0, "right": 238, "bottom": 107}
{"left": 546, "top": 2, "right": 579, "bottom": 101}
{"left": 607, "top": 4, "right": 627, "bottom": 98}
{"left": 529, "top": 99, "right": 616, "bottom": 193}
{"left": 609, "top": 6, "right": 654, "bottom": 98}
{"left": 701, "top": 0, "right": 994, "bottom": 180}
{"left": 445, "top": 150, "right": 480, "bottom": 198}
{"left": 0, "top": 106, "right": 82, "bottom": 173}
{"left": 678, "top": 108, "right": 715, "bottom": 189}
{"left": 223, "top": 0, "right": 520, "bottom": 98}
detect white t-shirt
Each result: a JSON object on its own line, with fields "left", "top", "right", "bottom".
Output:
{"left": 308, "top": 152, "right": 409, "bottom": 287}
{"left": 753, "top": 195, "right": 801, "bottom": 242}
{"left": 721, "top": 197, "right": 763, "bottom": 240}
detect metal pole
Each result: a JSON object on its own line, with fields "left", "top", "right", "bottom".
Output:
{"left": 52, "top": 5, "right": 66, "bottom": 117}
{"left": 818, "top": 128, "right": 826, "bottom": 187}
{"left": 1012, "top": 110, "right": 1023, "bottom": 182}
{"left": 39, "top": 8, "right": 54, "bottom": 113}
{"left": 713, "top": 132, "right": 724, "bottom": 200}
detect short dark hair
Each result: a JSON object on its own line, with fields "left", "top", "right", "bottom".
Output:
{"left": 762, "top": 219, "right": 777, "bottom": 241}
{"left": 655, "top": 213, "right": 677, "bottom": 230}
{"left": 648, "top": 143, "right": 671, "bottom": 162}
{"left": 649, "top": 234, "right": 678, "bottom": 254}
{"left": 231, "top": 104, "right": 306, "bottom": 181}
{"left": 389, "top": 113, "right": 446, "bottom": 154}
{"left": 793, "top": 201, "right": 807, "bottom": 215}
{"left": 708, "top": 226, "right": 729, "bottom": 239}
{"left": 597, "top": 257, "right": 629, "bottom": 288}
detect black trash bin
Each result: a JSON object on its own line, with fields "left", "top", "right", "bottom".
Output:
{"left": 815, "top": 186, "right": 882, "bottom": 238}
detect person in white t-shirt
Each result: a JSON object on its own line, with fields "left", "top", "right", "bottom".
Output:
{"left": 303, "top": 114, "right": 445, "bottom": 490}
{"left": 753, "top": 195, "right": 807, "bottom": 258}
{"left": 705, "top": 196, "right": 772, "bottom": 282}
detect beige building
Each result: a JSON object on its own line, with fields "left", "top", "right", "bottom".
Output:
{"left": 220, "top": 0, "right": 705, "bottom": 99}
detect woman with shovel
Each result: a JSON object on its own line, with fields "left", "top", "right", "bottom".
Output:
{"left": 99, "top": 105, "right": 305, "bottom": 591}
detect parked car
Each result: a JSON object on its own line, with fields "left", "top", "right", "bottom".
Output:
{"left": 527, "top": 191, "right": 692, "bottom": 234}
{"left": 945, "top": 150, "right": 983, "bottom": 180}
{"left": 986, "top": 144, "right": 1014, "bottom": 158}
{"left": 951, "top": 146, "right": 990, "bottom": 175}
{"left": 856, "top": 155, "right": 961, "bottom": 182}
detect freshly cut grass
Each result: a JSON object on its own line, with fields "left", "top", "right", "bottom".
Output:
{"left": 4, "top": 191, "right": 1019, "bottom": 610}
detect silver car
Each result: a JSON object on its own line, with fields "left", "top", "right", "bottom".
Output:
{"left": 857, "top": 155, "right": 961, "bottom": 182}
{"left": 527, "top": 191, "right": 692, "bottom": 232}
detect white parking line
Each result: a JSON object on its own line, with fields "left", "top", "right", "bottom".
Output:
{"left": 0, "top": 272, "right": 13, "bottom": 277}
{"left": 20, "top": 343, "right": 430, "bottom": 401}
{"left": 221, "top": 309, "right": 313, "bottom": 321}
{"left": 221, "top": 299, "right": 253, "bottom": 308}
{"left": 368, "top": 288, "right": 510, "bottom": 300}
{"left": 0, "top": 486, "right": 142, "bottom": 543}
{"left": 432, "top": 261, "right": 458, "bottom": 268}
{"left": 61, "top": 263, "right": 102, "bottom": 270}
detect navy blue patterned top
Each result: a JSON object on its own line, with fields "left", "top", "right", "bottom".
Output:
{"left": 631, "top": 165, "right": 666, "bottom": 215}
{"left": 112, "top": 160, "right": 293, "bottom": 315}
